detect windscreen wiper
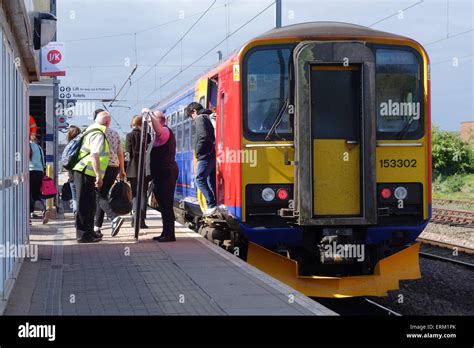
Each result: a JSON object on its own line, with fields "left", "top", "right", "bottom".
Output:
{"left": 395, "top": 116, "right": 415, "bottom": 140}
{"left": 265, "top": 99, "right": 289, "bottom": 141}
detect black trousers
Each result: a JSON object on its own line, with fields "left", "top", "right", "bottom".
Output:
{"left": 74, "top": 170, "right": 97, "bottom": 240}
{"left": 151, "top": 164, "right": 178, "bottom": 237}
{"left": 29, "top": 170, "right": 44, "bottom": 213}
{"left": 94, "top": 166, "right": 120, "bottom": 227}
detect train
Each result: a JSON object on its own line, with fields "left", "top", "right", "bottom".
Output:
{"left": 150, "top": 22, "right": 431, "bottom": 298}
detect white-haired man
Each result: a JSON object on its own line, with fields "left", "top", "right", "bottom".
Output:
{"left": 73, "top": 111, "right": 112, "bottom": 243}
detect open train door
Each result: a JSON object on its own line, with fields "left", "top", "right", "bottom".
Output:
{"left": 293, "top": 41, "right": 377, "bottom": 226}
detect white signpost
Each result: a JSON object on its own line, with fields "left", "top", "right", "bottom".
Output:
{"left": 41, "top": 42, "right": 66, "bottom": 76}
{"left": 58, "top": 85, "right": 116, "bottom": 101}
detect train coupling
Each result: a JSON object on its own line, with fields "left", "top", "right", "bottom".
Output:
{"left": 318, "top": 228, "right": 363, "bottom": 264}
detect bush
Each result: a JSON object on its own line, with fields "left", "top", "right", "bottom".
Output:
{"left": 432, "top": 126, "right": 472, "bottom": 176}
{"left": 432, "top": 174, "right": 444, "bottom": 192}
{"left": 444, "top": 175, "right": 464, "bottom": 193}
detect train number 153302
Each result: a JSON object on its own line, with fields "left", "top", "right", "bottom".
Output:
{"left": 379, "top": 159, "right": 417, "bottom": 168}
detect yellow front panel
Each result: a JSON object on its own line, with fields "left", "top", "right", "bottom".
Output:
{"left": 240, "top": 141, "right": 294, "bottom": 221}
{"left": 313, "top": 139, "right": 360, "bottom": 215}
{"left": 376, "top": 139, "right": 428, "bottom": 219}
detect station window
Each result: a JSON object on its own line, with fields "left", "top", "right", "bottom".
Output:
{"left": 374, "top": 46, "right": 424, "bottom": 140}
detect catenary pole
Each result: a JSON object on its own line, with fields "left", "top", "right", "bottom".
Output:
{"left": 275, "top": 0, "right": 282, "bottom": 28}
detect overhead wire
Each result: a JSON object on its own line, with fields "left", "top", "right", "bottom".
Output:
{"left": 368, "top": 0, "right": 424, "bottom": 27}
{"left": 138, "top": 1, "right": 276, "bottom": 105}
{"left": 63, "top": 4, "right": 227, "bottom": 43}
{"left": 131, "top": 0, "right": 217, "bottom": 86}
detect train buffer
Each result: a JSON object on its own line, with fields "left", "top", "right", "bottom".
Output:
{"left": 4, "top": 210, "right": 336, "bottom": 316}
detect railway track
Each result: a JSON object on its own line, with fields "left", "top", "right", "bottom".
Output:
{"left": 430, "top": 207, "right": 474, "bottom": 226}
{"left": 417, "top": 238, "right": 474, "bottom": 269}
{"left": 313, "top": 297, "right": 401, "bottom": 316}
{"left": 433, "top": 198, "right": 473, "bottom": 210}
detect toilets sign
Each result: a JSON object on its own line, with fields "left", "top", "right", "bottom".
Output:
{"left": 41, "top": 42, "right": 66, "bottom": 77}
{"left": 59, "top": 85, "right": 116, "bottom": 101}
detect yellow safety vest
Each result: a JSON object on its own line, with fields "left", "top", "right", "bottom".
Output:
{"left": 73, "top": 124, "right": 109, "bottom": 179}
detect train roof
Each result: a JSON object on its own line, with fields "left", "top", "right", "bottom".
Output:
{"left": 255, "top": 21, "right": 409, "bottom": 41}
{"left": 152, "top": 22, "right": 411, "bottom": 110}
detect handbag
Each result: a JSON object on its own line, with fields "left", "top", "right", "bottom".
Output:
{"left": 41, "top": 175, "right": 58, "bottom": 199}
{"left": 109, "top": 180, "right": 132, "bottom": 215}
{"left": 61, "top": 182, "right": 72, "bottom": 201}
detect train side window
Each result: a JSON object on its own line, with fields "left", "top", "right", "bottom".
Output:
{"left": 176, "top": 122, "right": 183, "bottom": 152}
{"left": 171, "top": 112, "right": 177, "bottom": 126}
{"left": 191, "top": 121, "right": 196, "bottom": 153}
{"left": 219, "top": 93, "right": 225, "bottom": 146}
{"left": 184, "top": 121, "right": 190, "bottom": 151}
{"left": 208, "top": 77, "right": 218, "bottom": 111}
{"left": 199, "top": 96, "right": 205, "bottom": 107}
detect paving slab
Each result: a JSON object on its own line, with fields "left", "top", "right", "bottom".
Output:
{"left": 4, "top": 209, "right": 336, "bottom": 316}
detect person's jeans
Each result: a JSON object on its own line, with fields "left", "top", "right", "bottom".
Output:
{"left": 195, "top": 156, "right": 216, "bottom": 208}
{"left": 129, "top": 177, "right": 150, "bottom": 222}
{"left": 70, "top": 180, "right": 77, "bottom": 213}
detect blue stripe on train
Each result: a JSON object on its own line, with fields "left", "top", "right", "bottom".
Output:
{"left": 173, "top": 200, "right": 430, "bottom": 247}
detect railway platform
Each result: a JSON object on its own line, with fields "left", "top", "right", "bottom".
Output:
{"left": 3, "top": 210, "right": 335, "bottom": 316}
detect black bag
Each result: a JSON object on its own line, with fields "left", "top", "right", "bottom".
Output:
{"left": 61, "top": 182, "right": 72, "bottom": 201}
{"left": 109, "top": 181, "right": 132, "bottom": 215}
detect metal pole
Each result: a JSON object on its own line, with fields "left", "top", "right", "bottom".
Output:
{"left": 134, "top": 111, "right": 150, "bottom": 240}
{"left": 275, "top": 0, "right": 282, "bottom": 28}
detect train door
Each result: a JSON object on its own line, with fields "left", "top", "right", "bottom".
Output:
{"left": 195, "top": 76, "right": 219, "bottom": 212}
{"left": 311, "top": 65, "right": 361, "bottom": 216}
{"left": 293, "top": 42, "right": 377, "bottom": 225}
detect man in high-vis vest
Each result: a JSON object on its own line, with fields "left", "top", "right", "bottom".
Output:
{"left": 73, "top": 111, "right": 113, "bottom": 243}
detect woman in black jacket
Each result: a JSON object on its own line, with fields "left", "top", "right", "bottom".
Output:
{"left": 125, "top": 116, "right": 151, "bottom": 228}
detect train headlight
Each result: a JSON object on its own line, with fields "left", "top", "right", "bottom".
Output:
{"left": 394, "top": 186, "right": 408, "bottom": 200}
{"left": 261, "top": 188, "right": 275, "bottom": 202}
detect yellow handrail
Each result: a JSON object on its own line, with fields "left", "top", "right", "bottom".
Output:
{"left": 46, "top": 164, "right": 54, "bottom": 211}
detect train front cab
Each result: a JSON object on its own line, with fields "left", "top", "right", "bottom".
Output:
{"left": 241, "top": 36, "right": 431, "bottom": 298}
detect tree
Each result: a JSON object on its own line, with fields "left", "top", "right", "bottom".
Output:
{"left": 432, "top": 125, "right": 473, "bottom": 176}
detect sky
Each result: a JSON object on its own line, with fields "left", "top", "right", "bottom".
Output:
{"left": 56, "top": 0, "right": 473, "bottom": 137}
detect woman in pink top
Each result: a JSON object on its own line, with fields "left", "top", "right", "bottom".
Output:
{"left": 148, "top": 110, "right": 179, "bottom": 243}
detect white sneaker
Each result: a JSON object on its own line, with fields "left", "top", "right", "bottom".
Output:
{"left": 42, "top": 211, "right": 51, "bottom": 224}
{"left": 203, "top": 207, "right": 217, "bottom": 216}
